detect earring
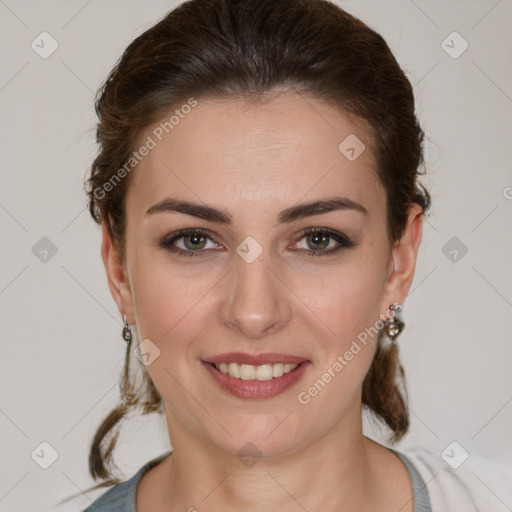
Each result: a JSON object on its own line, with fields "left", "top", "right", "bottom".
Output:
{"left": 384, "top": 302, "right": 404, "bottom": 341}
{"left": 122, "top": 315, "right": 132, "bottom": 347}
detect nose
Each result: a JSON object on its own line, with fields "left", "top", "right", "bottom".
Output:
{"left": 220, "top": 248, "right": 292, "bottom": 339}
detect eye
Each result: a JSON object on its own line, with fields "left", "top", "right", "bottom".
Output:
{"left": 157, "top": 228, "right": 221, "bottom": 257}
{"left": 291, "top": 228, "right": 355, "bottom": 258}
{"left": 157, "top": 227, "right": 355, "bottom": 258}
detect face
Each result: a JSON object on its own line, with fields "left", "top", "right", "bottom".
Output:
{"left": 102, "top": 92, "right": 422, "bottom": 459}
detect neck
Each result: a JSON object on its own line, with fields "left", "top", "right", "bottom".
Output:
{"left": 158, "top": 405, "right": 389, "bottom": 512}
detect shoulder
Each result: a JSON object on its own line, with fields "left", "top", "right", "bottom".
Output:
{"left": 83, "top": 472, "right": 141, "bottom": 512}
{"left": 81, "top": 450, "right": 173, "bottom": 512}
{"left": 400, "top": 446, "right": 512, "bottom": 512}
{"left": 81, "top": 474, "right": 139, "bottom": 512}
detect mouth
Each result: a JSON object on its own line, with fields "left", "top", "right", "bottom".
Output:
{"left": 204, "top": 361, "right": 303, "bottom": 381}
{"left": 201, "top": 358, "right": 311, "bottom": 399}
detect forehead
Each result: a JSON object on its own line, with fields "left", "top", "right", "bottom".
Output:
{"left": 127, "top": 93, "right": 384, "bottom": 220}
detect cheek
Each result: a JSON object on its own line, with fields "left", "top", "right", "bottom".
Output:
{"left": 295, "top": 267, "right": 385, "bottom": 423}
{"left": 129, "top": 263, "right": 216, "bottom": 409}
{"left": 308, "top": 256, "right": 388, "bottom": 343}
{"left": 297, "top": 249, "right": 389, "bottom": 403}
{"left": 130, "top": 261, "right": 215, "bottom": 345}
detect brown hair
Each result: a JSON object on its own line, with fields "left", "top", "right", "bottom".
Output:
{"left": 66, "top": 0, "right": 431, "bottom": 501}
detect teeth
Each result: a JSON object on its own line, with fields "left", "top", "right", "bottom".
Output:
{"left": 228, "top": 362, "right": 240, "bottom": 378}
{"left": 214, "top": 362, "right": 299, "bottom": 380}
{"left": 272, "top": 363, "right": 284, "bottom": 377}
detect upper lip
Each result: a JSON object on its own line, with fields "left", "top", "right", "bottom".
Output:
{"left": 203, "top": 352, "right": 309, "bottom": 366}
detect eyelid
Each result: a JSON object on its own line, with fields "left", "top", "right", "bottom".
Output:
{"left": 158, "top": 227, "right": 222, "bottom": 250}
{"left": 157, "top": 226, "right": 355, "bottom": 256}
{"left": 298, "top": 227, "right": 354, "bottom": 246}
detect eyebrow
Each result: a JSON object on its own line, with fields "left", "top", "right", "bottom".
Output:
{"left": 145, "top": 196, "right": 368, "bottom": 224}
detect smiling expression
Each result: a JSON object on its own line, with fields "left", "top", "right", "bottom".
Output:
{"left": 103, "top": 91, "right": 416, "bottom": 458}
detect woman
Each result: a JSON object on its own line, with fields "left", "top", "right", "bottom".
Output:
{"left": 61, "top": 0, "right": 509, "bottom": 510}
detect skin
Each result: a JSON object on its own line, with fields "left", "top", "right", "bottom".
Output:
{"left": 102, "top": 92, "right": 423, "bottom": 511}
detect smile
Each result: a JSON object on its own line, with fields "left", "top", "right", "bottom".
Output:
{"left": 202, "top": 360, "right": 311, "bottom": 399}
{"left": 214, "top": 362, "right": 298, "bottom": 380}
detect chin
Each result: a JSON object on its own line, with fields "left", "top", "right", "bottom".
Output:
{"left": 207, "top": 416, "right": 304, "bottom": 461}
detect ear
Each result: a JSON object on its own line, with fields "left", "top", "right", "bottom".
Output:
{"left": 101, "top": 221, "right": 135, "bottom": 325}
{"left": 381, "top": 203, "right": 424, "bottom": 313}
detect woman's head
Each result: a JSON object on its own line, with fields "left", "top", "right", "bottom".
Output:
{"left": 85, "top": 0, "right": 430, "bottom": 488}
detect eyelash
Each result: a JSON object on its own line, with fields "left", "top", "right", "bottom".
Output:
{"left": 157, "top": 227, "right": 355, "bottom": 258}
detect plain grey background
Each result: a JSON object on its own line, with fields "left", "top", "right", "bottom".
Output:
{"left": 1, "top": 0, "right": 511, "bottom": 510}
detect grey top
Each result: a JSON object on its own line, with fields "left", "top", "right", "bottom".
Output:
{"left": 83, "top": 448, "right": 432, "bottom": 511}
{"left": 389, "top": 448, "right": 432, "bottom": 511}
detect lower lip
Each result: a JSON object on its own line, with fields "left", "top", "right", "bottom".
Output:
{"left": 201, "top": 361, "right": 311, "bottom": 399}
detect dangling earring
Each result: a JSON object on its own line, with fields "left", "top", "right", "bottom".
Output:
{"left": 121, "top": 315, "right": 136, "bottom": 404}
{"left": 122, "top": 315, "right": 132, "bottom": 347}
{"left": 384, "top": 302, "right": 404, "bottom": 342}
